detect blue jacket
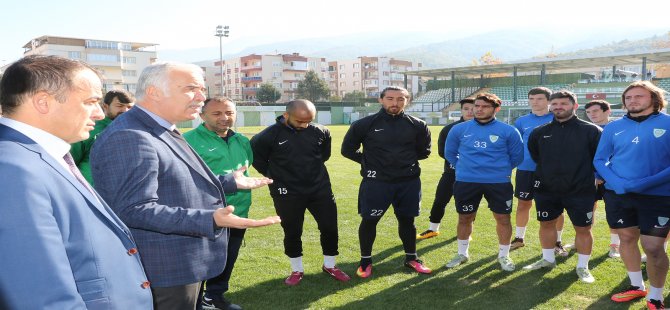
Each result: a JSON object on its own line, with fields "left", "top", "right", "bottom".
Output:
{"left": 514, "top": 113, "right": 553, "bottom": 171}
{"left": 0, "top": 124, "right": 153, "bottom": 309}
{"left": 594, "top": 112, "right": 670, "bottom": 196}
{"left": 445, "top": 119, "right": 524, "bottom": 183}
{"left": 91, "top": 108, "right": 237, "bottom": 287}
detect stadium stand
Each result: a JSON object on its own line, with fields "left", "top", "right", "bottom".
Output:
{"left": 408, "top": 86, "right": 479, "bottom": 112}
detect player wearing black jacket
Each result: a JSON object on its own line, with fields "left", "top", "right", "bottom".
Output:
{"left": 251, "top": 100, "right": 350, "bottom": 286}
{"left": 417, "top": 98, "right": 475, "bottom": 239}
{"left": 341, "top": 86, "right": 432, "bottom": 278}
{"left": 523, "top": 91, "right": 602, "bottom": 284}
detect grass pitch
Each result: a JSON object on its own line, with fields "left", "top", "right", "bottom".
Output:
{"left": 221, "top": 124, "right": 663, "bottom": 310}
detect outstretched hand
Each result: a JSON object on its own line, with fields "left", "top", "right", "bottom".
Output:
{"left": 213, "top": 206, "right": 281, "bottom": 229}
{"left": 233, "top": 166, "right": 273, "bottom": 189}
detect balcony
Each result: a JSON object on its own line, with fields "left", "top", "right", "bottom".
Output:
{"left": 241, "top": 76, "right": 262, "bottom": 82}
{"left": 240, "top": 65, "right": 262, "bottom": 71}
{"left": 242, "top": 87, "right": 259, "bottom": 94}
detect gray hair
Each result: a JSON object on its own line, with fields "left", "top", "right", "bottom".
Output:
{"left": 135, "top": 62, "right": 203, "bottom": 102}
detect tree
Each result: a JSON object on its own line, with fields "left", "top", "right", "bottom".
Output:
{"left": 329, "top": 95, "right": 342, "bottom": 102}
{"left": 296, "top": 70, "right": 330, "bottom": 102}
{"left": 256, "top": 83, "right": 282, "bottom": 104}
{"left": 343, "top": 90, "right": 366, "bottom": 103}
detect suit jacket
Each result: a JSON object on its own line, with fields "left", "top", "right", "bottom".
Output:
{"left": 90, "top": 107, "right": 235, "bottom": 287}
{"left": 0, "top": 124, "right": 153, "bottom": 310}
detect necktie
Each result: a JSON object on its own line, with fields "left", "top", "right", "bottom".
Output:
{"left": 63, "top": 152, "right": 96, "bottom": 195}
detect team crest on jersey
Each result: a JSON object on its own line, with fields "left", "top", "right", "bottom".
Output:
{"left": 658, "top": 217, "right": 669, "bottom": 226}
{"left": 586, "top": 212, "right": 593, "bottom": 220}
{"left": 489, "top": 135, "right": 499, "bottom": 143}
{"left": 653, "top": 129, "right": 666, "bottom": 138}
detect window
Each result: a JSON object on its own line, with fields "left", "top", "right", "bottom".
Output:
{"left": 87, "top": 54, "right": 118, "bottom": 63}
{"left": 122, "top": 70, "right": 136, "bottom": 77}
{"left": 273, "top": 72, "right": 282, "bottom": 77}
{"left": 339, "top": 73, "right": 346, "bottom": 79}
{"left": 124, "top": 83, "right": 137, "bottom": 92}
{"left": 273, "top": 61, "right": 281, "bottom": 67}
{"left": 353, "top": 72, "right": 359, "bottom": 78}
{"left": 339, "top": 65, "right": 345, "bottom": 70}
{"left": 68, "top": 51, "right": 81, "bottom": 59}
{"left": 353, "top": 81, "right": 359, "bottom": 86}
{"left": 85, "top": 40, "right": 131, "bottom": 50}
{"left": 122, "top": 56, "right": 136, "bottom": 64}
{"left": 383, "top": 81, "right": 389, "bottom": 85}
{"left": 353, "top": 63, "right": 360, "bottom": 69}
{"left": 339, "top": 82, "right": 346, "bottom": 87}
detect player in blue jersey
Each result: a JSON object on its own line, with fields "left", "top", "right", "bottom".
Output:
{"left": 417, "top": 98, "right": 475, "bottom": 239}
{"left": 594, "top": 81, "right": 670, "bottom": 309}
{"left": 444, "top": 93, "right": 524, "bottom": 271}
{"left": 510, "top": 87, "right": 568, "bottom": 256}
{"left": 584, "top": 100, "right": 621, "bottom": 259}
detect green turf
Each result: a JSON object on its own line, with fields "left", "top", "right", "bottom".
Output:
{"left": 220, "top": 124, "right": 663, "bottom": 309}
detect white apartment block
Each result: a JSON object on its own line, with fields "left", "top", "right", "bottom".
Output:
{"left": 329, "top": 56, "right": 421, "bottom": 99}
{"left": 23, "top": 35, "right": 158, "bottom": 94}
{"left": 205, "top": 53, "right": 328, "bottom": 103}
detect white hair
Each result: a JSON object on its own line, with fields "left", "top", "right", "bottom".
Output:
{"left": 135, "top": 62, "right": 203, "bottom": 102}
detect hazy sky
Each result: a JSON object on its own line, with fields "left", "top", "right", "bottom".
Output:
{"left": 1, "top": 0, "right": 669, "bottom": 66}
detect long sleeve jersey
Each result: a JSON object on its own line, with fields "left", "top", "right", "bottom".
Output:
{"left": 514, "top": 113, "right": 554, "bottom": 171}
{"left": 341, "top": 109, "right": 431, "bottom": 182}
{"left": 184, "top": 124, "right": 253, "bottom": 217}
{"left": 528, "top": 116, "right": 602, "bottom": 195}
{"left": 445, "top": 118, "right": 524, "bottom": 183}
{"left": 594, "top": 112, "right": 670, "bottom": 196}
{"left": 438, "top": 117, "right": 466, "bottom": 173}
{"left": 250, "top": 116, "right": 333, "bottom": 197}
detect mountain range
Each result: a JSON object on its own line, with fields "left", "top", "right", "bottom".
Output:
{"left": 159, "top": 27, "right": 670, "bottom": 69}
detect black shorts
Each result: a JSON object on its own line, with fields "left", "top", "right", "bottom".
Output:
{"left": 595, "top": 183, "right": 605, "bottom": 201}
{"left": 514, "top": 170, "right": 537, "bottom": 201}
{"left": 604, "top": 190, "right": 670, "bottom": 237}
{"left": 358, "top": 178, "right": 421, "bottom": 219}
{"left": 534, "top": 192, "right": 595, "bottom": 227}
{"left": 453, "top": 181, "right": 514, "bottom": 215}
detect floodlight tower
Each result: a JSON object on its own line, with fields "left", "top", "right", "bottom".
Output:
{"left": 215, "top": 25, "right": 230, "bottom": 96}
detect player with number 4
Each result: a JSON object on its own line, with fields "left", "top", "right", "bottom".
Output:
{"left": 251, "top": 99, "right": 350, "bottom": 286}
{"left": 443, "top": 93, "right": 524, "bottom": 272}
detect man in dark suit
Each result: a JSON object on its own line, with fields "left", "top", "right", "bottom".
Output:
{"left": 90, "top": 62, "right": 280, "bottom": 310}
{"left": 0, "top": 55, "right": 153, "bottom": 309}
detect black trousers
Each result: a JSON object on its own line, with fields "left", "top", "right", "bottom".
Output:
{"left": 203, "top": 228, "right": 246, "bottom": 298}
{"left": 429, "top": 172, "right": 456, "bottom": 223}
{"left": 152, "top": 282, "right": 201, "bottom": 310}
{"left": 273, "top": 191, "right": 339, "bottom": 257}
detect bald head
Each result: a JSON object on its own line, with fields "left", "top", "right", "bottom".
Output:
{"left": 286, "top": 99, "right": 316, "bottom": 115}
{"left": 283, "top": 99, "right": 316, "bottom": 130}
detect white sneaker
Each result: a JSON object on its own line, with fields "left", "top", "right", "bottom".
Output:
{"left": 445, "top": 254, "right": 469, "bottom": 268}
{"left": 523, "top": 258, "right": 556, "bottom": 270}
{"left": 608, "top": 244, "right": 621, "bottom": 258}
{"left": 576, "top": 267, "right": 595, "bottom": 283}
{"left": 498, "top": 256, "right": 515, "bottom": 271}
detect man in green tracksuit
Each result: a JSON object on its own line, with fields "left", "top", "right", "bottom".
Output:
{"left": 184, "top": 97, "right": 251, "bottom": 310}
{"left": 70, "top": 89, "right": 134, "bottom": 184}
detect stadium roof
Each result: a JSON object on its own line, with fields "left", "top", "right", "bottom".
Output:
{"left": 405, "top": 49, "right": 670, "bottom": 77}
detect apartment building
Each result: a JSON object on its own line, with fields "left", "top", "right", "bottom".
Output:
{"left": 22, "top": 35, "right": 158, "bottom": 94}
{"left": 206, "top": 53, "right": 328, "bottom": 102}
{"left": 329, "top": 56, "right": 421, "bottom": 99}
